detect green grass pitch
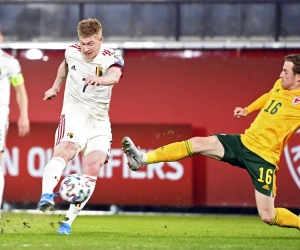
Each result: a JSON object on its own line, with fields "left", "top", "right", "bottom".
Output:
{"left": 0, "top": 212, "right": 299, "bottom": 249}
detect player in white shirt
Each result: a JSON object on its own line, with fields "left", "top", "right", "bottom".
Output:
{"left": 0, "top": 26, "right": 30, "bottom": 220}
{"left": 37, "top": 18, "right": 124, "bottom": 234}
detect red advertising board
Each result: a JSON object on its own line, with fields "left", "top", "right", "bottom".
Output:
{"left": 3, "top": 123, "right": 193, "bottom": 206}
{"left": 2, "top": 122, "right": 300, "bottom": 208}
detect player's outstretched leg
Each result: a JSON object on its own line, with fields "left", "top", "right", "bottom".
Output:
{"left": 37, "top": 193, "right": 57, "bottom": 212}
{"left": 122, "top": 136, "right": 145, "bottom": 171}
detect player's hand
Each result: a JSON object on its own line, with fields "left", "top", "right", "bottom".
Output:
{"left": 43, "top": 87, "right": 59, "bottom": 100}
{"left": 18, "top": 116, "right": 30, "bottom": 137}
{"left": 84, "top": 75, "right": 102, "bottom": 88}
{"left": 234, "top": 107, "right": 248, "bottom": 118}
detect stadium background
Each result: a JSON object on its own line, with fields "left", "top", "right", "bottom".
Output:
{"left": 0, "top": 0, "right": 300, "bottom": 213}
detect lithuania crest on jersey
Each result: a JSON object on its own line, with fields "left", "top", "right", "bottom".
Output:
{"left": 284, "top": 130, "right": 300, "bottom": 190}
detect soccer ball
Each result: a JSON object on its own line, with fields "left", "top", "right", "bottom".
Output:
{"left": 59, "top": 174, "right": 92, "bottom": 204}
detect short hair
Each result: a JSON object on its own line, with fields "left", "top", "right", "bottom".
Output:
{"left": 284, "top": 54, "right": 300, "bottom": 75}
{"left": 77, "top": 18, "right": 102, "bottom": 38}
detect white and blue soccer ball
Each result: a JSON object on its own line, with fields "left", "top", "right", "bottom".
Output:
{"left": 59, "top": 174, "right": 91, "bottom": 204}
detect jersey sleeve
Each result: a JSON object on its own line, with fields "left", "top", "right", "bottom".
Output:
{"left": 8, "top": 59, "right": 24, "bottom": 86}
{"left": 244, "top": 93, "right": 270, "bottom": 114}
{"left": 65, "top": 43, "right": 80, "bottom": 65}
{"left": 65, "top": 47, "right": 70, "bottom": 65}
{"left": 244, "top": 79, "right": 281, "bottom": 114}
{"left": 107, "top": 49, "right": 124, "bottom": 72}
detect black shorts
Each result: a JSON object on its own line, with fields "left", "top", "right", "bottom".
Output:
{"left": 216, "top": 133, "right": 276, "bottom": 197}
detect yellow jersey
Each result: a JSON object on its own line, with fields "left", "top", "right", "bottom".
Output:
{"left": 241, "top": 79, "right": 300, "bottom": 169}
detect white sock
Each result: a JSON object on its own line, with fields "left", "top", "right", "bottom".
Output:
{"left": 62, "top": 175, "right": 97, "bottom": 226}
{"left": 42, "top": 157, "right": 66, "bottom": 194}
{"left": 0, "top": 165, "right": 4, "bottom": 219}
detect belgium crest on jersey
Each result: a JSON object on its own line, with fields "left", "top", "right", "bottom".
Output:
{"left": 96, "top": 65, "right": 103, "bottom": 77}
{"left": 284, "top": 130, "right": 300, "bottom": 190}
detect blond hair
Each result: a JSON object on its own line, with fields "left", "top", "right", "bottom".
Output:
{"left": 77, "top": 18, "right": 102, "bottom": 38}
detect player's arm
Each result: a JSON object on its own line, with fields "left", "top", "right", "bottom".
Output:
{"left": 235, "top": 79, "right": 282, "bottom": 118}
{"left": 84, "top": 66, "right": 123, "bottom": 87}
{"left": 11, "top": 74, "right": 30, "bottom": 137}
{"left": 44, "top": 60, "right": 68, "bottom": 101}
{"left": 244, "top": 92, "right": 271, "bottom": 114}
{"left": 234, "top": 92, "right": 271, "bottom": 118}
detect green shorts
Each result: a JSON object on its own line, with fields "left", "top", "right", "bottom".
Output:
{"left": 216, "top": 134, "right": 276, "bottom": 197}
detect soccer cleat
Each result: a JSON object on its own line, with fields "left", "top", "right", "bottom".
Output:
{"left": 37, "top": 193, "right": 56, "bottom": 212}
{"left": 121, "top": 136, "right": 144, "bottom": 171}
{"left": 57, "top": 223, "right": 71, "bottom": 235}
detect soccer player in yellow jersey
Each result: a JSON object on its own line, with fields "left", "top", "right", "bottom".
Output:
{"left": 122, "top": 54, "right": 300, "bottom": 230}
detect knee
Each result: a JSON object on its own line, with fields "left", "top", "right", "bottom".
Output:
{"left": 259, "top": 210, "right": 275, "bottom": 224}
{"left": 53, "top": 150, "right": 70, "bottom": 163}
{"left": 83, "top": 160, "right": 104, "bottom": 177}
{"left": 53, "top": 142, "right": 76, "bottom": 162}
{"left": 190, "top": 136, "right": 220, "bottom": 155}
{"left": 83, "top": 164, "right": 101, "bottom": 177}
{"left": 190, "top": 137, "right": 205, "bottom": 152}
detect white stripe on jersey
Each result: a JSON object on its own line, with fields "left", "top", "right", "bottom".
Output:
{"left": 61, "top": 45, "right": 124, "bottom": 120}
